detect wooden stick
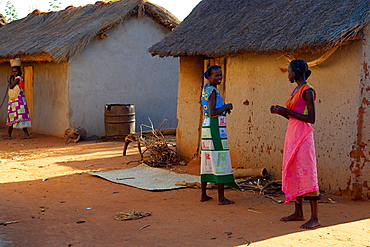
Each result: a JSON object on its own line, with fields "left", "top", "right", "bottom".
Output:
{"left": 261, "top": 180, "right": 282, "bottom": 192}
{"left": 265, "top": 195, "right": 284, "bottom": 204}
{"left": 139, "top": 224, "right": 150, "bottom": 230}
{"left": 0, "top": 220, "right": 20, "bottom": 226}
{"left": 137, "top": 141, "right": 143, "bottom": 161}
{"left": 247, "top": 209, "right": 261, "bottom": 214}
{"left": 116, "top": 177, "right": 135, "bottom": 180}
{"left": 238, "top": 236, "right": 252, "bottom": 245}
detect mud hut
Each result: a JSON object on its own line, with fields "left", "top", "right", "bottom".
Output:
{"left": 149, "top": 0, "right": 370, "bottom": 200}
{"left": 0, "top": 0, "right": 180, "bottom": 137}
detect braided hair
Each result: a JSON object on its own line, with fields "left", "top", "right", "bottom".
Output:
{"left": 289, "top": 59, "right": 311, "bottom": 81}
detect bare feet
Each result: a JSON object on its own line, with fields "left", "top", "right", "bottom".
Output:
{"left": 200, "top": 195, "right": 212, "bottom": 202}
{"left": 218, "top": 198, "right": 235, "bottom": 205}
{"left": 21, "top": 136, "right": 31, "bottom": 139}
{"left": 301, "top": 219, "right": 321, "bottom": 229}
{"left": 1, "top": 135, "right": 12, "bottom": 139}
{"left": 280, "top": 214, "right": 305, "bottom": 221}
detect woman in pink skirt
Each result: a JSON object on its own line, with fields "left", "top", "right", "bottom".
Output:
{"left": 270, "top": 59, "right": 320, "bottom": 229}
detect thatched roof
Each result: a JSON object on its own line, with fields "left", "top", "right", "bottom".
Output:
{"left": 149, "top": 0, "right": 370, "bottom": 57}
{"left": 0, "top": 14, "right": 7, "bottom": 26}
{"left": 0, "top": 0, "right": 179, "bottom": 63}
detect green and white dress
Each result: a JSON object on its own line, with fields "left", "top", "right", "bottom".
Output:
{"left": 201, "top": 85, "right": 240, "bottom": 190}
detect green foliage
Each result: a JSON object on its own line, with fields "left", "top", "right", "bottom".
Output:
{"left": 4, "top": 1, "right": 18, "bottom": 22}
{"left": 48, "top": 0, "right": 62, "bottom": 11}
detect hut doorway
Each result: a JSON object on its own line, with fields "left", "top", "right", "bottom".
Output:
{"left": 23, "top": 66, "right": 34, "bottom": 122}
{"left": 203, "top": 57, "right": 226, "bottom": 95}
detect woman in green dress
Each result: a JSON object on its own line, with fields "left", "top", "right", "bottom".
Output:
{"left": 200, "top": 65, "right": 240, "bottom": 205}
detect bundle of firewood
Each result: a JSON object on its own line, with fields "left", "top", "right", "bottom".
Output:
{"left": 236, "top": 172, "right": 282, "bottom": 196}
{"left": 143, "top": 140, "right": 182, "bottom": 167}
{"left": 123, "top": 119, "right": 184, "bottom": 167}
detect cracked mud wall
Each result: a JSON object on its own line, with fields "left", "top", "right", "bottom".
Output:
{"left": 337, "top": 26, "right": 370, "bottom": 200}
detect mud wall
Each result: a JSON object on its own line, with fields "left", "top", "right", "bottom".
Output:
{"left": 175, "top": 56, "right": 204, "bottom": 160}
{"left": 337, "top": 26, "right": 370, "bottom": 200}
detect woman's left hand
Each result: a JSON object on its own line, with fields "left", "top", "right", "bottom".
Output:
{"left": 270, "top": 105, "right": 287, "bottom": 115}
{"left": 224, "top": 103, "right": 233, "bottom": 114}
{"left": 270, "top": 105, "right": 278, "bottom": 113}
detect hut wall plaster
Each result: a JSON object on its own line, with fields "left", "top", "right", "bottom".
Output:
{"left": 32, "top": 63, "right": 70, "bottom": 136}
{"left": 176, "top": 56, "right": 204, "bottom": 159}
{"left": 225, "top": 54, "right": 292, "bottom": 173}
{"left": 337, "top": 26, "right": 370, "bottom": 200}
{"left": 0, "top": 66, "right": 9, "bottom": 121}
{"left": 357, "top": 25, "right": 370, "bottom": 200}
{"left": 69, "top": 16, "right": 179, "bottom": 136}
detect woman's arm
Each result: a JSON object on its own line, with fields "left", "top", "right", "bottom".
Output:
{"left": 208, "top": 90, "right": 233, "bottom": 117}
{"left": 271, "top": 89, "right": 315, "bottom": 124}
{"left": 8, "top": 76, "right": 20, "bottom": 89}
{"left": 270, "top": 105, "right": 290, "bottom": 119}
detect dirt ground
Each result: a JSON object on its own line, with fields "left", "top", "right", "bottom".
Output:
{"left": 0, "top": 127, "right": 369, "bottom": 247}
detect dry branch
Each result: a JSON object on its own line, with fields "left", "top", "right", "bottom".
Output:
{"left": 236, "top": 172, "right": 283, "bottom": 196}
{"left": 124, "top": 118, "right": 183, "bottom": 167}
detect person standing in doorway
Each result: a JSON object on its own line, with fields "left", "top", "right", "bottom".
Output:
{"left": 3, "top": 59, "right": 32, "bottom": 139}
{"left": 270, "top": 59, "right": 320, "bottom": 229}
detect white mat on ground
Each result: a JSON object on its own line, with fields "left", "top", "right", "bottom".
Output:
{"left": 88, "top": 164, "right": 200, "bottom": 191}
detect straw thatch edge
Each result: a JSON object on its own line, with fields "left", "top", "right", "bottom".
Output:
{"left": 0, "top": 0, "right": 180, "bottom": 63}
{"left": 148, "top": 0, "right": 370, "bottom": 58}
